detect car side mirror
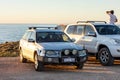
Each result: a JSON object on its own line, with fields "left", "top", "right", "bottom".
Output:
{"left": 87, "top": 32, "right": 96, "bottom": 37}
{"left": 28, "top": 39, "right": 35, "bottom": 43}
{"left": 71, "top": 38, "right": 76, "bottom": 42}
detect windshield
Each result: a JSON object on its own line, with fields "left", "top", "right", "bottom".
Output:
{"left": 95, "top": 25, "right": 120, "bottom": 35}
{"left": 36, "top": 32, "right": 72, "bottom": 42}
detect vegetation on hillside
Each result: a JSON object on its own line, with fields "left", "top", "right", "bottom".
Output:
{"left": 0, "top": 41, "right": 19, "bottom": 57}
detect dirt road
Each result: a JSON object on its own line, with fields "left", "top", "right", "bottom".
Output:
{"left": 0, "top": 57, "right": 120, "bottom": 80}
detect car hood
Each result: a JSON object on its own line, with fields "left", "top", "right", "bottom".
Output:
{"left": 38, "top": 42, "right": 82, "bottom": 50}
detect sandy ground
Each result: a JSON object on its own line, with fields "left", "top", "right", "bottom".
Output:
{"left": 0, "top": 57, "right": 120, "bottom": 80}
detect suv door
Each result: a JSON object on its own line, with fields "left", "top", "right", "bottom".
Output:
{"left": 83, "top": 25, "right": 97, "bottom": 53}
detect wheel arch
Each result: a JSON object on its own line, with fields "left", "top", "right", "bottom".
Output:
{"left": 98, "top": 44, "right": 108, "bottom": 51}
{"left": 33, "top": 51, "right": 38, "bottom": 60}
{"left": 96, "top": 44, "right": 109, "bottom": 59}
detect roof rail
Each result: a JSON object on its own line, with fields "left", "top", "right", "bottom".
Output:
{"left": 77, "top": 21, "right": 107, "bottom": 24}
{"left": 28, "top": 26, "right": 58, "bottom": 30}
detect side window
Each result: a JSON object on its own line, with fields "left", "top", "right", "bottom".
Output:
{"left": 85, "top": 25, "right": 94, "bottom": 35}
{"left": 22, "top": 31, "right": 28, "bottom": 39}
{"left": 29, "top": 32, "right": 35, "bottom": 41}
{"left": 67, "top": 25, "right": 84, "bottom": 35}
{"left": 75, "top": 25, "right": 84, "bottom": 35}
{"left": 22, "top": 31, "right": 32, "bottom": 40}
{"left": 67, "top": 25, "right": 75, "bottom": 34}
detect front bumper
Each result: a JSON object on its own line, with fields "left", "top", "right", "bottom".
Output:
{"left": 38, "top": 56, "right": 87, "bottom": 64}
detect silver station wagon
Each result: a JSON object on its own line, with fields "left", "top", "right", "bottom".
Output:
{"left": 19, "top": 27, "right": 87, "bottom": 71}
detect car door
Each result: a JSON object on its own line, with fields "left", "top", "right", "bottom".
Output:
{"left": 26, "top": 31, "right": 36, "bottom": 60}
{"left": 83, "top": 25, "right": 97, "bottom": 53}
{"left": 21, "top": 31, "right": 32, "bottom": 58}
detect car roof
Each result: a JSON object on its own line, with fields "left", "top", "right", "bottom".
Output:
{"left": 68, "top": 22, "right": 116, "bottom": 26}
{"left": 28, "top": 28, "right": 63, "bottom": 33}
{"left": 69, "top": 21, "right": 109, "bottom": 26}
{"left": 36, "top": 29, "right": 63, "bottom": 32}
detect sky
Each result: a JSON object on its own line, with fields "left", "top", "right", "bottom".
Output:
{"left": 0, "top": 0, "right": 120, "bottom": 24}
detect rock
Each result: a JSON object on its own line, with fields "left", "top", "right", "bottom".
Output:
{"left": 0, "top": 41, "right": 19, "bottom": 57}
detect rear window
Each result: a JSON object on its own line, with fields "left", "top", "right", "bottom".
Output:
{"left": 67, "top": 25, "right": 84, "bottom": 35}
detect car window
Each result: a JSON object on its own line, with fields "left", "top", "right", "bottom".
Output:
{"left": 22, "top": 31, "right": 32, "bottom": 40}
{"left": 85, "top": 25, "right": 94, "bottom": 35}
{"left": 28, "top": 32, "right": 35, "bottom": 41}
{"left": 95, "top": 25, "right": 120, "bottom": 35}
{"left": 67, "top": 25, "right": 75, "bottom": 34}
{"left": 67, "top": 25, "right": 84, "bottom": 35}
{"left": 36, "top": 32, "right": 71, "bottom": 42}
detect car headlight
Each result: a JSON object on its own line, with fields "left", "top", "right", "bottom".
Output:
{"left": 78, "top": 50, "right": 86, "bottom": 56}
{"left": 72, "top": 50, "right": 78, "bottom": 55}
{"left": 46, "top": 50, "right": 59, "bottom": 57}
{"left": 64, "top": 50, "right": 70, "bottom": 55}
{"left": 46, "top": 51, "right": 55, "bottom": 55}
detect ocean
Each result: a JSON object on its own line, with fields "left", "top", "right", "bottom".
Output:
{"left": 0, "top": 24, "right": 57, "bottom": 43}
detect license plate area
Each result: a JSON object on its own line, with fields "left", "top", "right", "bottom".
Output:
{"left": 63, "top": 58, "right": 75, "bottom": 62}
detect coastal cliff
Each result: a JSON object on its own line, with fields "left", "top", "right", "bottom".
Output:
{"left": 0, "top": 41, "right": 19, "bottom": 57}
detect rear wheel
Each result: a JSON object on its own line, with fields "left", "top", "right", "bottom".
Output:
{"left": 34, "top": 54, "right": 44, "bottom": 71}
{"left": 20, "top": 49, "right": 27, "bottom": 63}
{"left": 98, "top": 47, "right": 114, "bottom": 66}
{"left": 76, "top": 63, "right": 84, "bottom": 69}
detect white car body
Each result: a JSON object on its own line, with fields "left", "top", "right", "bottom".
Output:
{"left": 65, "top": 21, "right": 120, "bottom": 66}
{"left": 19, "top": 27, "right": 87, "bottom": 71}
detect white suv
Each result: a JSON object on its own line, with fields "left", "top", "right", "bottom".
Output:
{"left": 65, "top": 21, "right": 120, "bottom": 66}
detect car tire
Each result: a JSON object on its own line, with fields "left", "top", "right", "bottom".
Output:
{"left": 20, "top": 49, "right": 27, "bottom": 63}
{"left": 34, "top": 54, "right": 44, "bottom": 71}
{"left": 98, "top": 47, "right": 114, "bottom": 66}
{"left": 76, "top": 63, "right": 84, "bottom": 69}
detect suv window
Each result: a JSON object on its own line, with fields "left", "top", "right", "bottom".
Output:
{"left": 85, "top": 25, "right": 94, "bottom": 35}
{"left": 67, "top": 25, "right": 84, "bottom": 35}
{"left": 23, "top": 31, "right": 31, "bottom": 40}
{"left": 28, "top": 32, "right": 35, "bottom": 41}
{"left": 22, "top": 31, "right": 32, "bottom": 40}
{"left": 95, "top": 25, "right": 120, "bottom": 35}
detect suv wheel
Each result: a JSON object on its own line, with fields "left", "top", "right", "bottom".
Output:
{"left": 20, "top": 49, "right": 27, "bottom": 63}
{"left": 34, "top": 54, "right": 44, "bottom": 71}
{"left": 76, "top": 63, "right": 84, "bottom": 69}
{"left": 98, "top": 47, "right": 114, "bottom": 66}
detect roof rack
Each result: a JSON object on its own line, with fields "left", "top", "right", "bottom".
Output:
{"left": 28, "top": 26, "right": 59, "bottom": 30}
{"left": 77, "top": 21, "right": 107, "bottom": 24}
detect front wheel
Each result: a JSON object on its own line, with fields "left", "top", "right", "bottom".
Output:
{"left": 98, "top": 47, "right": 114, "bottom": 66}
{"left": 34, "top": 54, "right": 44, "bottom": 71}
{"left": 76, "top": 63, "right": 84, "bottom": 69}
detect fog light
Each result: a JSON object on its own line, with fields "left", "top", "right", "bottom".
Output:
{"left": 72, "top": 50, "right": 77, "bottom": 55}
{"left": 64, "top": 50, "right": 70, "bottom": 55}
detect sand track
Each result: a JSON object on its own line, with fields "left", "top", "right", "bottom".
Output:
{"left": 0, "top": 57, "right": 120, "bottom": 80}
